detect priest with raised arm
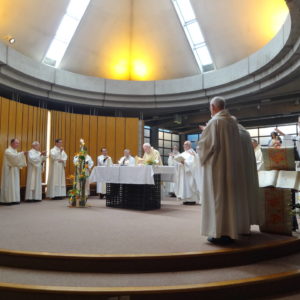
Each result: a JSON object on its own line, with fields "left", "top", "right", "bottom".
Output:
{"left": 25, "top": 141, "right": 47, "bottom": 202}
{"left": 175, "top": 141, "right": 200, "bottom": 205}
{"left": 0, "top": 138, "right": 27, "bottom": 205}
{"left": 46, "top": 139, "right": 68, "bottom": 199}
{"left": 198, "top": 96, "right": 246, "bottom": 244}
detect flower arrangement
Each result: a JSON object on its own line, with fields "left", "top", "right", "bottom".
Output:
{"left": 68, "top": 139, "right": 89, "bottom": 207}
{"left": 145, "top": 159, "right": 156, "bottom": 165}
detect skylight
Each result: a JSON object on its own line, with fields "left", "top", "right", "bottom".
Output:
{"left": 42, "top": 0, "right": 90, "bottom": 68}
{"left": 172, "top": 0, "right": 215, "bottom": 72}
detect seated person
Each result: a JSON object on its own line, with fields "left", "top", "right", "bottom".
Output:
{"left": 118, "top": 149, "right": 135, "bottom": 166}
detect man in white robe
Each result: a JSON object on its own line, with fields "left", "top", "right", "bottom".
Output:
{"left": 73, "top": 153, "right": 94, "bottom": 196}
{"left": 0, "top": 139, "right": 27, "bottom": 205}
{"left": 252, "top": 139, "right": 264, "bottom": 170}
{"left": 97, "top": 147, "right": 113, "bottom": 198}
{"left": 46, "top": 139, "right": 68, "bottom": 199}
{"left": 198, "top": 96, "right": 246, "bottom": 244}
{"left": 237, "top": 122, "right": 262, "bottom": 230}
{"left": 25, "top": 141, "right": 47, "bottom": 202}
{"left": 166, "top": 145, "right": 180, "bottom": 197}
{"left": 118, "top": 149, "right": 135, "bottom": 166}
{"left": 175, "top": 141, "right": 200, "bottom": 205}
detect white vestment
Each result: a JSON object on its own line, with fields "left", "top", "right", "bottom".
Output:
{"left": 254, "top": 145, "right": 264, "bottom": 170}
{"left": 165, "top": 153, "right": 180, "bottom": 194}
{"left": 25, "top": 149, "right": 46, "bottom": 201}
{"left": 0, "top": 147, "right": 26, "bottom": 203}
{"left": 97, "top": 155, "right": 113, "bottom": 194}
{"left": 118, "top": 155, "right": 135, "bottom": 166}
{"left": 175, "top": 150, "right": 200, "bottom": 203}
{"left": 238, "top": 124, "right": 262, "bottom": 229}
{"left": 73, "top": 154, "right": 94, "bottom": 196}
{"left": 46, "top": 146, "right": 68, "bottom": 198}
{"left": 198, "top": 110, "right": 246, "bottom": 239}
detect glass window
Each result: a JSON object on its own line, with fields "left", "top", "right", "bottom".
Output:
{"left": 172, "top": 0, "right": 214, "bottom": 73}
{"left": 247, "top": 128, "right": 258, "bottom": 137}
{"left": 259, "top": 127, "right": 275, "bottom": 137}
{"left": 187, "top": 134, "right": 199, "bottom": 142}
{"left": 163, "top": 156, "right": 169, "bottom": 165}
{"left": 259, "top": 136, "right": 270, "bottom": 146}
{"left": 144, "top": 128, "right": 150, "bottom": 137}
{"left": 164, "top": 132, "right": 172, "bottom": 140}
{"left": 277, "top": 125, "right": 297, "bottom": 135}
{"left": 158, "top": 148, "right": 164, "bottom": 155}
{"left": 172, "top": 134, "right": 179, "bottom": 142}
{"left": 159, "top": 131, "right": 164, "bottom": 139}
{"left": 164, "top": 140, "right": 172, "bottom": 148}
{"left": 164, "top": 149, "right": 171, "bottom": 156}
{"left": 144, "top": 137, "right": 150, "bottom": 144}
{"left": 158, "top": 139, "right": 163, "bottom": 147}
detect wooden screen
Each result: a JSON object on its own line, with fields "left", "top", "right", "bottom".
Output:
{"left": 50, "top": 111, "right": 139, "bottom": 180}
{"left": 0, "top": 97, "right": 48, "bottom": 186}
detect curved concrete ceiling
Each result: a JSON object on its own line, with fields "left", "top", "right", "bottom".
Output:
{"left": 0, "top": 0, "right": 289, "bottom": 80}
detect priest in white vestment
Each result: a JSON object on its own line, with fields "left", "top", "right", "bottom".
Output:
{"left": 97, "top": 147, "right": 113, "bottom": 198}
{"left": 198, "top": 96, "right": 246, "bottom": 244}
{"left": 46, "top": 139, "right": 68, "bottom": 199}
{"left": 139, "top": 143, "right": 163, "bottom": 165}
{"left": 118, "top": 149, "right": 135, "bottom": 166}
{"left": 0, "top": 139, "right": 27, "bottom": 205}
{"left": 25, "top": 141, "right": 47, "bottom": 202}
{"left": 237, "top": 123, "right": 262, "bottom": 230}
{"left": 175, "top": 141, "right": 200, "bottom": 205}
{"left": 73, "top": 153, "right": 94, "bottom": 196}
{"left": 166, "top": 145, "right": 180, "bottom": 196}
{"left": 252, "top": 139, "right": 264, "bottom": 170}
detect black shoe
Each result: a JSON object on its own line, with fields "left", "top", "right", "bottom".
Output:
{"left": 207, "top": 236, "right": 234, "bottom": 245}
{"left": 183, "top": 201, "right": 196, "bottom": 205}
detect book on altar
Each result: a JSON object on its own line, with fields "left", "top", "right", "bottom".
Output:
{"left": 258, "top": 170, "right": 279, "bottom": 187}
{"left": 276, "top": 171, "right": 300, "bottom": 189}
{"left": 174, "top": 155, "right": 185, "bottom": 163}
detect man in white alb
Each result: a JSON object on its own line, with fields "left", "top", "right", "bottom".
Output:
{"left": 118, "top": 149, "right": 135, "bottom": 166}
{"left": 166, "top": 145, "right": 180, "bottom": 197}
{"left": 25, "top": 141, "right": 47, "bottom": 202}
{"left": 198, "top": 96, "right": 246, "bottom": 244}
{"left": 46, "top": 139, "right": 68, "bottom": 199}
{"left": 97, "top": 147, "right": 113, "bottom": 198}
{"left": 0, "top": 138, "right": 27, "bottom": 205}
{"left": 175, "top": 141, "right": 200, "bottom": 205}
{"left": 252, "top": 139, "right": 264, "bottom": 170}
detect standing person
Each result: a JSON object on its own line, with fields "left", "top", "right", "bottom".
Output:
{"left": 97, "top": 147, "right": 113, "bottom": 199}
{"left": 268, "top": 131, "right": 282, "bottom": 148}
{"left": 198, "top": 96, "right": 246, "bottom": 244}
{"left": 0, "top": 139, "right": 27, "bottom": 205}
{"left": 46, "top": 139, "right": 68, "bottom": 199}
{"left": 139, "top": 143, "right": 163, "bottom": 165}
{"left": 252, "top": 139, "right": 264, "bottom": 170}
{"left": 175, "top": 141, "right": 200, "bottom": 205}
{"left": 166, "top": 145, "right": 180, "bottom": 197}
{"left": 25, "top": 141, "right": 47, "bottom": 202}
{"left": 118, "top": 149, "right": 135, "bottom": 166}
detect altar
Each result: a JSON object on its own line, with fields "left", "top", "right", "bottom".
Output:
{"left": 89, "top": 166, "right": 176, "bottom": 210}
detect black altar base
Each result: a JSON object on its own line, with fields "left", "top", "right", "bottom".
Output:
{"left": 106, "top": 174, "right": 161, "bottom": 210}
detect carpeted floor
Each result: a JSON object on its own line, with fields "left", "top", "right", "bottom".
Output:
{"left": 0, "top": 197, "right": 298, "bottom": 254}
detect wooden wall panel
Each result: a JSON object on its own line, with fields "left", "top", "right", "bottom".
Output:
{"left": 0, "top": 98, "right": 48, "bottom": 187}
{"left": 89, "top": 115, "right": 98, "bottom": 164}
{"left": 116, "top": 117, "right": 125, "bottom": 162}
{"left": 97, "top": 116, "right": 106, "bottom": 161}
{"left": 125, "top": 118, "right": 139, "bottom": 157}
{"left": 106, "top": 117, "right": 116, "bottom": 162}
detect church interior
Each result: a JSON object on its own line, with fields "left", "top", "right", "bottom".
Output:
{"left": 0, "top": 0, "right": 300, "bottom": 299}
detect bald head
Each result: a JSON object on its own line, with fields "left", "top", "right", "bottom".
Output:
{"left": 143, "top": 143, "right": 152, "bottom": 154}
{"left": 210, "top": 96, "right": 226, "bottom": 116}
{"left": 183, "top": 140, "right": 192, "bottom": 151}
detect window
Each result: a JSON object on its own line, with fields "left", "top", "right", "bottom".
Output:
{"left": 159, "top": 129, "right": 180, "bottom": 165}
{"left": 43, "top": 0, "right": 90, "bottom": 67}
{"left": 144, "top": 126, "right": 151, "bottom": 145}
{"left": 247, "top": 123, "right": 298, "bottom": 147}
{"left": 187, "top": 133, "right": 201, "bottom": 149}
{"left": 172, "top": 0, "right": 215, "bottom": 72}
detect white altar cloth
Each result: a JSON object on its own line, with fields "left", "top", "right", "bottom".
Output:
{"left": 89, "top": 166, "right": 176, "bottom": 185}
